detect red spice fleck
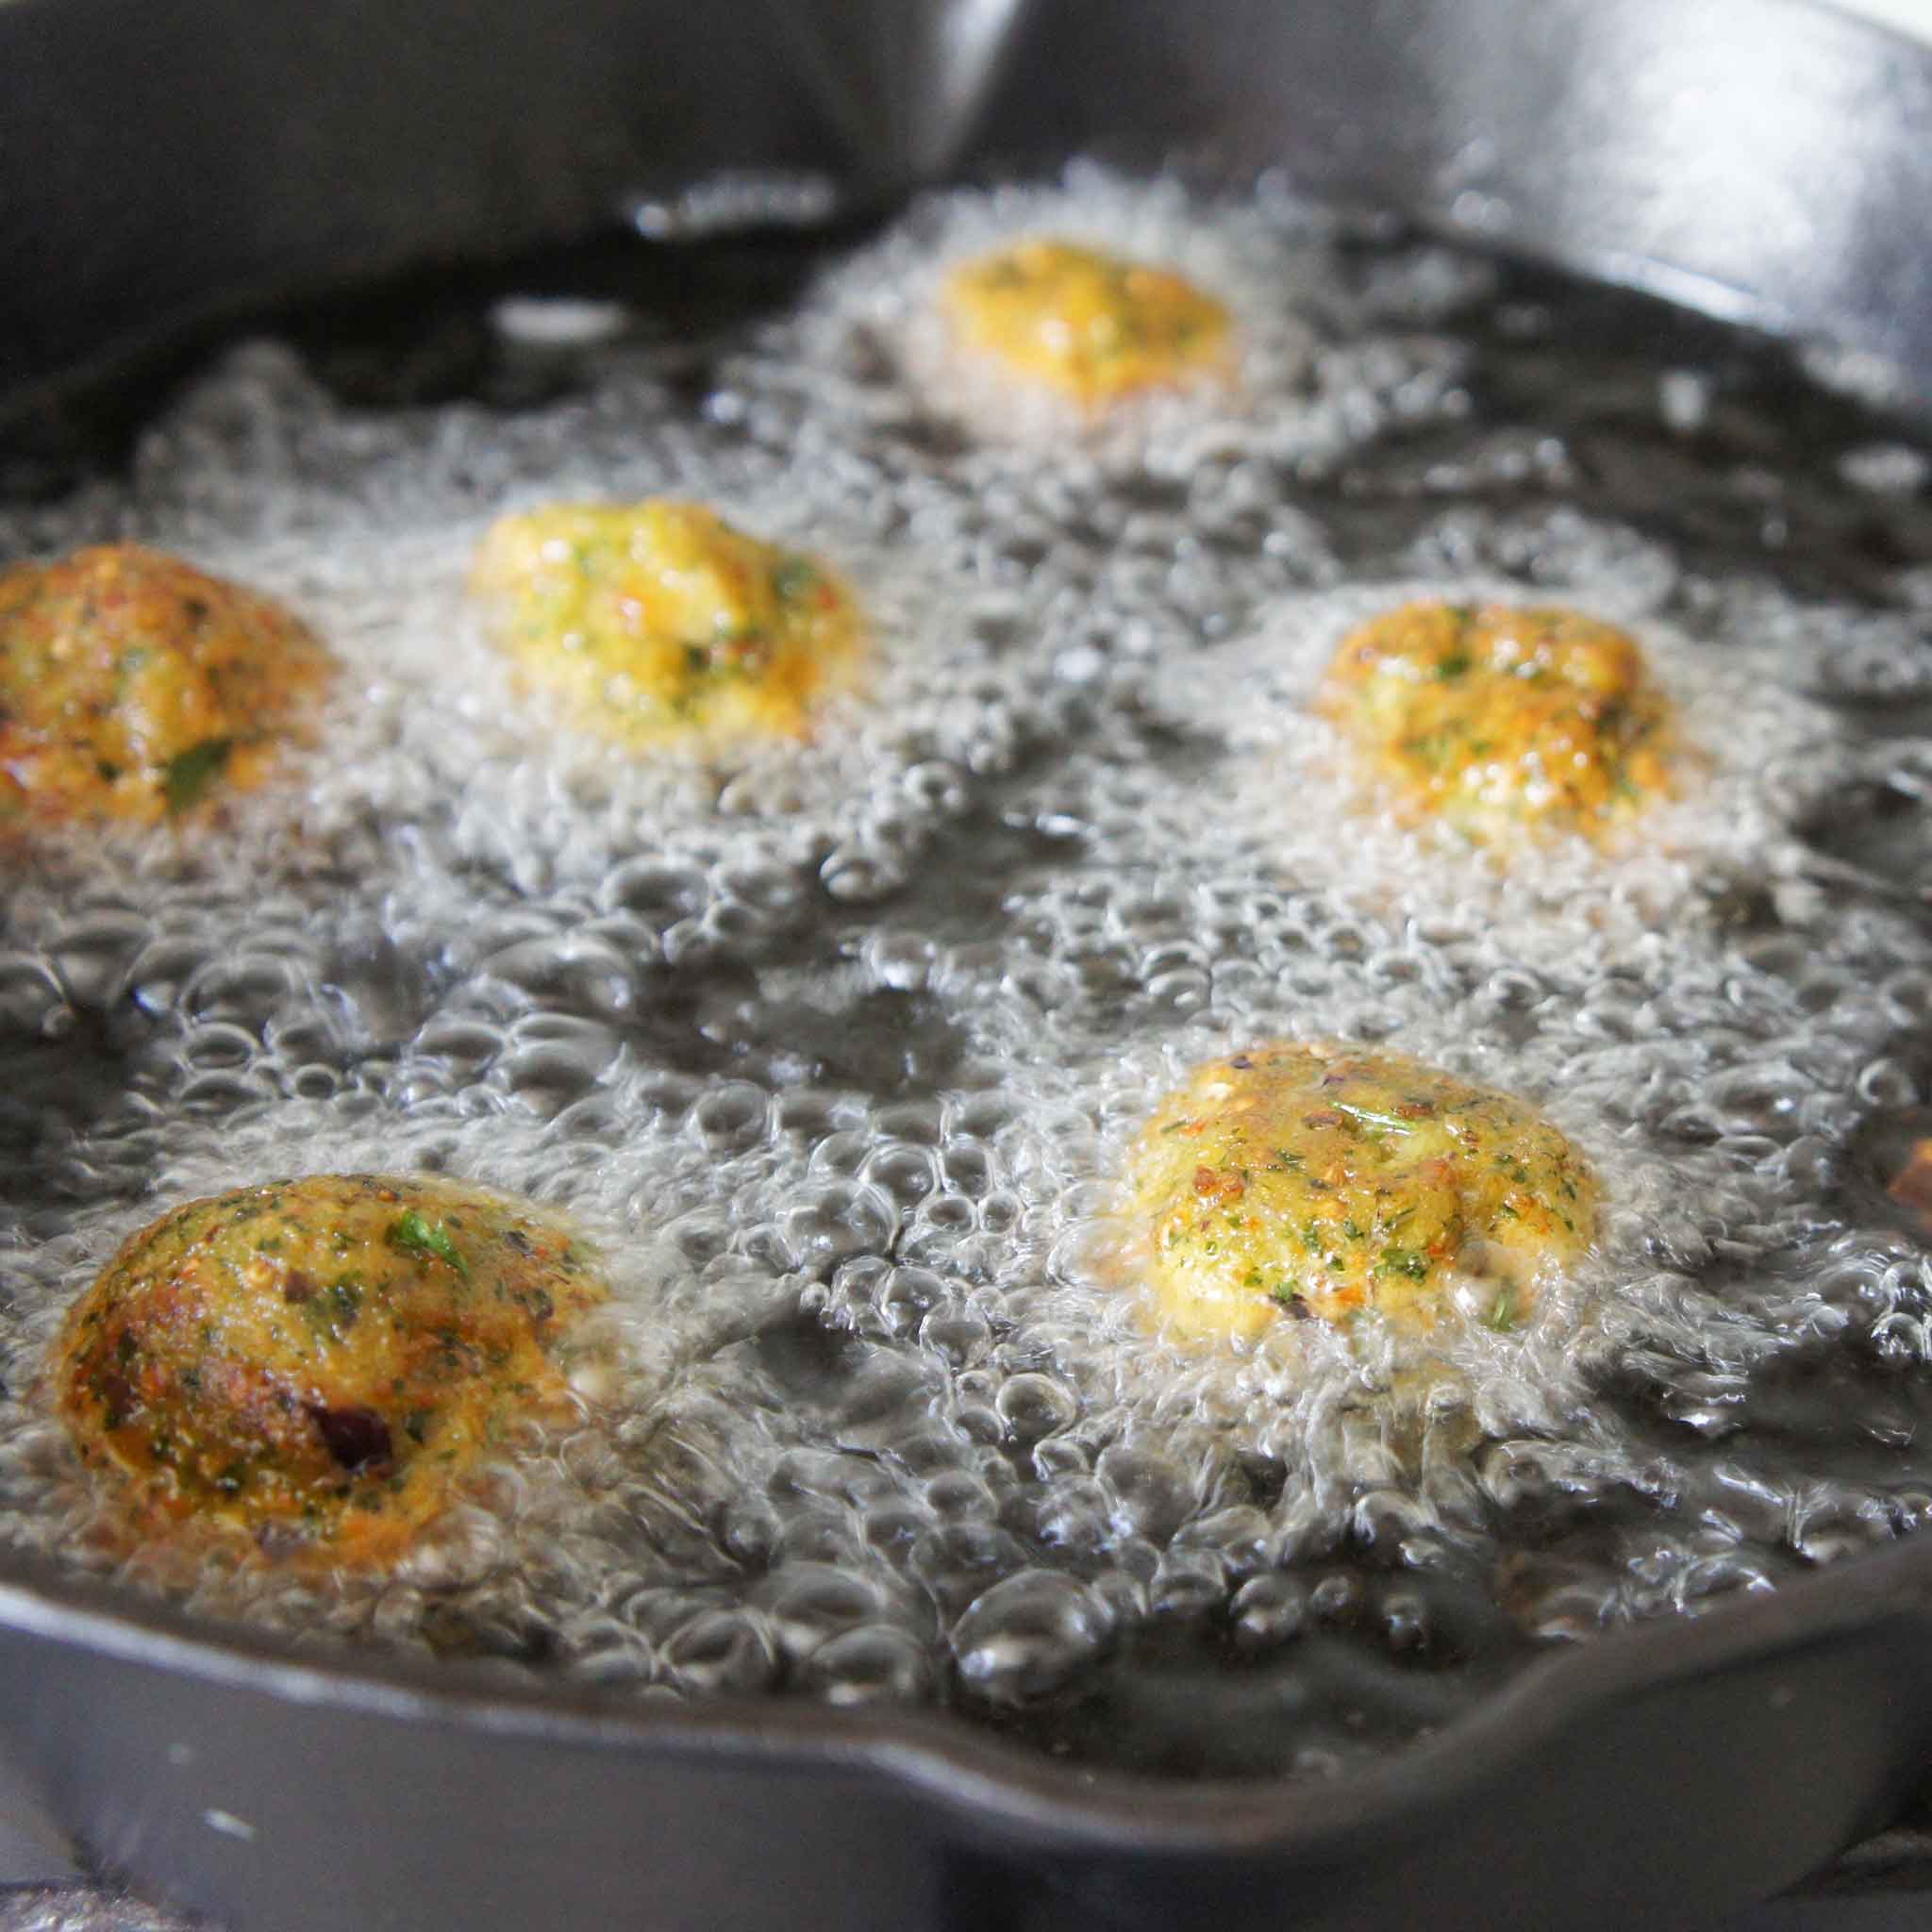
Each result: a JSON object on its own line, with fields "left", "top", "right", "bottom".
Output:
{"left": 1192, "top": 1166, "right": 1246, "bottom": 1203}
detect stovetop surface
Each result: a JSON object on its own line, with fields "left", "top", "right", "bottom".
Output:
{"left": 0, "top": 1784, "right": 1923, "bottom": 1932}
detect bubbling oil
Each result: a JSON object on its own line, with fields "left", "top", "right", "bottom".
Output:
{"left": 1137, "top": 571, "right": 1851, "bottom": 966}
{"left": 3, "top": 164, "right": 1932, "bottom": 1780}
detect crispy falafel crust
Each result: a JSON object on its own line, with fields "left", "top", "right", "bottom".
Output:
{"left": 53, "top": 1174, "right": 606, "bottom": 1562}
{"left": 0, "top": 543, "right": 333, "bottom": 827}
{"left": 1124, "top": 1042, "right": 1598, "bottom": 1341}
{"left": 471, "top": 500, "right": 864, "bottom": 748}
{"left": 1317, "top": 600, "right": 1676, "bottom": 847}
{"left": 941, "top": 238, "right": 1232, "bottom": 408}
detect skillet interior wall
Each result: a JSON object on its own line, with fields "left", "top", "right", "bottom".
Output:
{"left": 8, "top": 0, "right": 1932, "bottom": 425}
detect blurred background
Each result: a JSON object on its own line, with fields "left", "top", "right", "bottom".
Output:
{"left": 1842, "top": 0, "right": 1932, "bottom": 33}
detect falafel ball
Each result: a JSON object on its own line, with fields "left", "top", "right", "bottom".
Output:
{"left": 54, "top": 1174, "right": 607, "bottom": 1559}
{"left": 471, "top": 500, "right": 864, "bottom": 748}
{"left": 0, "top": 544, "right": 334, "bottom": 827}
{"left": 1124, "top": 1042, "right": 1598, "bottom": 1341}
{"left": 1317, "top": 600, "right": 1676, "bottom": 847}
{"left": 940, "top": 238, "right": 1232, "bottom": 408}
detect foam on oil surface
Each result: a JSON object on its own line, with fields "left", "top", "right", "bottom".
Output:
{"left": 772, "top": 162, "right": 1477, "bottom": 508}
{"left": 3, "top": 169, "right": 1932, "bottom": 1774}
{"left": 813, "top": 165, "right": 1323, "bottom": 454}
{"left": 2, "top": 396, "right": 1077, "bottom": 922}
{"left": 1135, "top": 569, "right": 1853, "bottom": 966}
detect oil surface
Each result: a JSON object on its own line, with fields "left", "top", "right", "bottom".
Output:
{"left": 5, "top": 165, "right": 1932, "bottom": 1783}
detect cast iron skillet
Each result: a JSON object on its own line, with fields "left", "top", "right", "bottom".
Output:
{"left": 4, "top": 3, "right": 1932, "bottom": 1927}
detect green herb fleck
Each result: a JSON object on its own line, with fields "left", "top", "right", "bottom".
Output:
{"left": 302, "top": 1277, "right": 363, "bottom": 1342}
{"left": 161, "top": 737, "right": 233, "bottom": 813}
{"left": 772, "top": 558, "right": 819, "bottom": 602}
{"left": 389, "top": 1209, "right": 469, "bottom": 1277}
{"left": 1379, "top": 1246, "right": 1431, "bottom": 1282}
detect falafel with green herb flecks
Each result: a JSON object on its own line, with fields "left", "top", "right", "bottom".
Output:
{"left": 1317, "top": 600, "right": 1678, "bottom": 848}
{"left": 51, "top": 1174, "right": 607, "bottom": 1561}
{"left": 0, "top": 544, "right": 334, "bottom": 829}
{"left": 470, "top": 500, "right": 864, "bottom": 749}
{"left": 941, "top": 238, "right": 1232, "bottom": 408}
{"left": 1123, "top": 1043, "right": 1598, "bottom": 1341}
